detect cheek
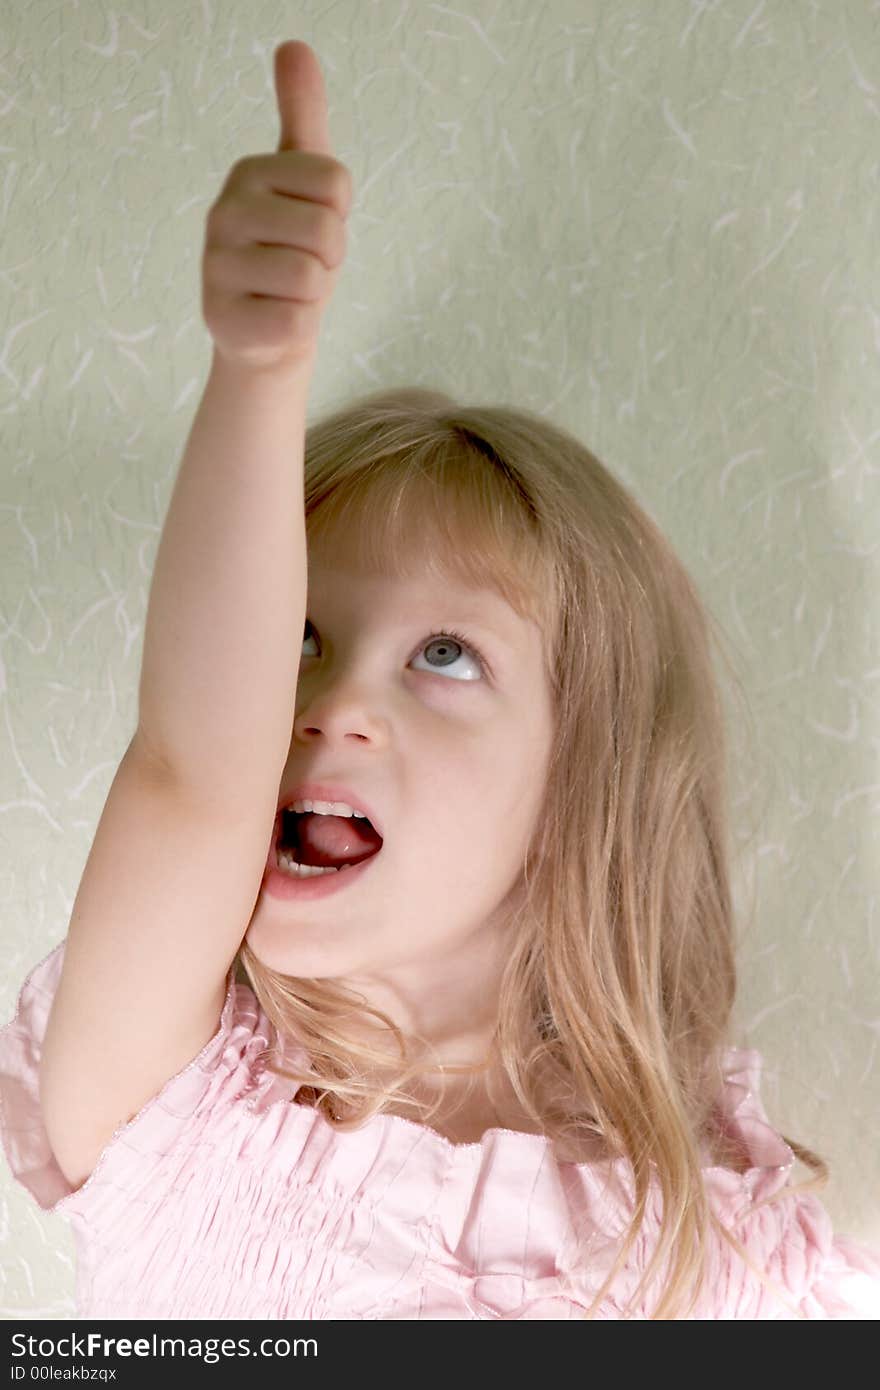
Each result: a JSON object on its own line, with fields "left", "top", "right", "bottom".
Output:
{"left": 429, "top": 787, "right": 534, "bottom": 879}
{"left": 406, "top": 712, "right": 550, "bottom": 863}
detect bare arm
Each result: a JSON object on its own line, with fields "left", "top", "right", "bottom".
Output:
{"left": 38, "top": 44, "right": 352, "bottom": 1187}
{"left": 136, "top": 350, "right": 310, "bottom": 802}
{"left": 136, "top": 39, "right": 350, "bottom": 802}
{"left": 135, "top": 38, "right": 348, "bottom": 800}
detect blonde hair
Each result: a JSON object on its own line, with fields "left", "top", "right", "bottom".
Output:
{"left": 236, "top": 386, "right": 828, "bottom": 1319}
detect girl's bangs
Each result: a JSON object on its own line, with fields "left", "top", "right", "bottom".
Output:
{"left": 305, "top": 437, "right": 556, "bottom": 631}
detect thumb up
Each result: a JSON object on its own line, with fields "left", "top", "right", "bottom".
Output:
{"left": 201, "top": 40, "right": 353, "bottom": 374}
{"left": 275, "top": 38, "right": 334, "bottom": 156}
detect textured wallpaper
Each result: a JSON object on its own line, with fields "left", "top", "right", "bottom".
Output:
{"left": 1, "top": 0, "right": 878, "bottom": 1319}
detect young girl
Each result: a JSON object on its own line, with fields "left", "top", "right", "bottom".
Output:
{"left": 1, "top": 41, "right": 878, "bottom": 1321}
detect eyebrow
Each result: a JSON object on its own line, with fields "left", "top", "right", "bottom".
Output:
{"left": 306, "top": 592, "right": 523, "bottom": 654}
{"left": 443, "top": 614, "right": 521, "bottom": 652}
{"left": 331, "top": 609, "right": 516, "bottom": 643}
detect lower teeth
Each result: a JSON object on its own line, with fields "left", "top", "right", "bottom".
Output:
{"left": 276, "top": 848, "right": 351, "bottom": 878}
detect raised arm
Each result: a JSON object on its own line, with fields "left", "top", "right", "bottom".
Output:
{"left": 137, "top": 39, "right": 352, "bottom": 801}
{"left": 39, "top": 42, "right": 353, "bottom": 1189}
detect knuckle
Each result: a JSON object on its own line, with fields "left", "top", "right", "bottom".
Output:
{"left": 315, "top": 206, "right": 345, "bottom": 266}
{"left": 313, "top": 154, "right": 351, "bottom": 211}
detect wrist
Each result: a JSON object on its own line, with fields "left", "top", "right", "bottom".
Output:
{"left": 209, "top": 345, "right": 317, "bottom": 394}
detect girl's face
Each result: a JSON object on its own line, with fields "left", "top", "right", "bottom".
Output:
{"left": 244, "top": 537, "right": 555, "bottom": 1016}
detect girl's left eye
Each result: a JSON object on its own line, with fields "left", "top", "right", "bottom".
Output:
{"left": 411, "top": 629, "right": 489, "bottom": 682}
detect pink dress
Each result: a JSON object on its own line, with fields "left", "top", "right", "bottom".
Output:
{"left": 1, "top": 939, "right": 878, "bottom": 1320}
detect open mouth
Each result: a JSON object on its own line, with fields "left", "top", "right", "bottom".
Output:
{"left": 275, "top": 808, "right": 384, "bottom": 871}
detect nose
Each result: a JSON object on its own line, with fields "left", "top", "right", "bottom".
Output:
{"left": 292, "top": 679, "right": 387, "bottom": 745}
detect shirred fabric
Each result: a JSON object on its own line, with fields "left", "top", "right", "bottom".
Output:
{"left": 1, "top": 940, "right": 879, "bottom": 1320}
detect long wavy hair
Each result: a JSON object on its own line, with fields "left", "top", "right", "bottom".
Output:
{"left": 236, "top": 385, "right": 828, "bottom": 1319}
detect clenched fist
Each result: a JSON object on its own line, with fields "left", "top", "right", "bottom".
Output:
{"left": 201, "top": 41, "right": 353, "bottom": 373}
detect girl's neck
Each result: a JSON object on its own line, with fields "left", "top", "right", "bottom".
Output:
{"left": 393, "top": 1072, "right": 543, "bottom": 1147}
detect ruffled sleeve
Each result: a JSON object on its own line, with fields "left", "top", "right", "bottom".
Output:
{"left": 703, "top": 1048, "right": 880, "bottom": 1319}
{"left": 0, "top": 941, "right": 89, "bottom": 1212}
{"left": 796, "top": 1233, "right": 880, "bottom": 1319}
{"left": 0, "top": 938, "right": 250, "bottom": 1220}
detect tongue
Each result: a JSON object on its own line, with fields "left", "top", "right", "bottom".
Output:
{"left": 296, "top": 813, "right": 382, "bottom": 869}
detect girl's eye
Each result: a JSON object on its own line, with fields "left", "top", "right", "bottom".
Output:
{"left": 301, "top": 621, "right": 488, "bottom": 682}
{"left": 411, "top": 629, "right": 487, "bottom": 681}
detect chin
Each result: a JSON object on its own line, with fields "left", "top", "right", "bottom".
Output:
{"left": 243, "top": 915, "right": 355, "bottom": 981}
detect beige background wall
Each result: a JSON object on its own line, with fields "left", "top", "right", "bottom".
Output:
{"left": 2, "top": 0, "right": 878, "bottom": 1317}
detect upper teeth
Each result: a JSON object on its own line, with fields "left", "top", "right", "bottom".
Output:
{"left": 290, "top": 798, "right": 367, "bottom": 819}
